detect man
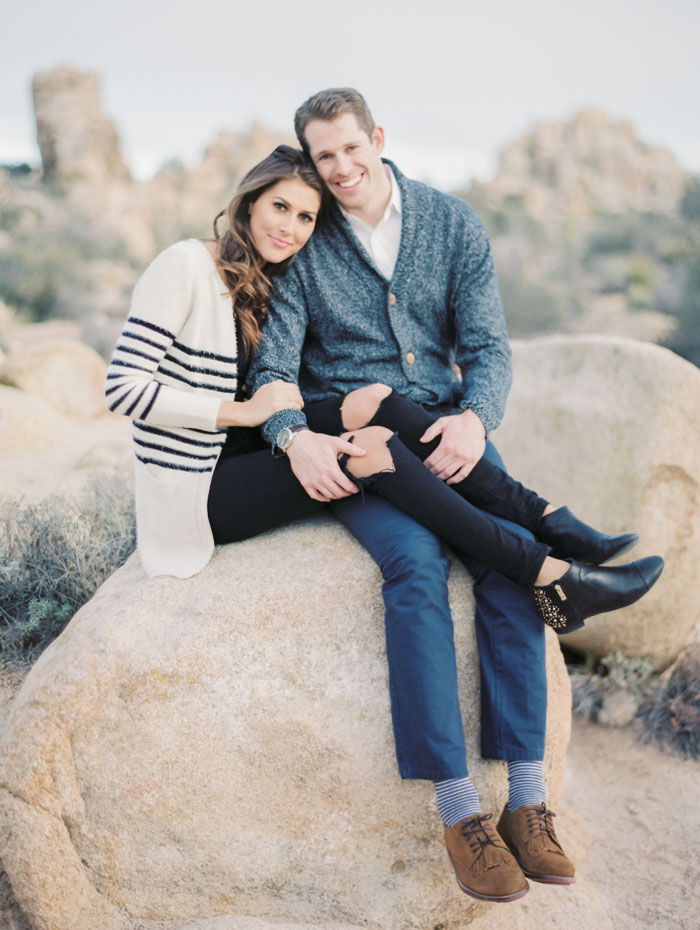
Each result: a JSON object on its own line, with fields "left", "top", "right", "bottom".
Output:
{"left": 248, "top": 88, "right": 574, "bottom": 902}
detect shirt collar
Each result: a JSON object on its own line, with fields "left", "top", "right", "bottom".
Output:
{"left": 339, "top": 163, "right": 402, "bottom": 232}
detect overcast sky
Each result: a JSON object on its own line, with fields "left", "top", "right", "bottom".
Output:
{"left": 2, "top": 0, "right": 698, "bottom": 189}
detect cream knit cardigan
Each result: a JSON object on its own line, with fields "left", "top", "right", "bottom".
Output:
{"left": 105, "top": 240, "right": 239, "bottom": 578}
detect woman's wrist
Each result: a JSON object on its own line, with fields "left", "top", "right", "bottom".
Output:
{"left": 216, "top": 400, "right": 251, "bottom": 429}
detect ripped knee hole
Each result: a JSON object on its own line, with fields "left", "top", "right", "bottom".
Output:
{"left": 340, "top": 426, "right": 396, "bottom": 479}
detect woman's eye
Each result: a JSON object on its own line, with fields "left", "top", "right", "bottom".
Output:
{"left": 299, "top": 214, "right": 313, "bottom": 223}
{"left": 273, "top": 202, "right": 287, "bottom": 211}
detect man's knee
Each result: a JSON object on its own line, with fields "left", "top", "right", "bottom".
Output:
{"left": 379, "top": 526, "right": 450, "bottom": 587}
{"left": 340, "top": 383, "right": 392, "bottom": 430}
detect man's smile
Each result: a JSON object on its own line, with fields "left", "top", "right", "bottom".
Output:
{"left": 336, "top": 173, "right": 363, "bottom": 190}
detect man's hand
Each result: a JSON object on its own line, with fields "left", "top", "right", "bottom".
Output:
{"left": 420, "top": 409, "right": 486, "bottom": 483}
{"left": 286, "top": 430, "right": 367, "bottom": 502}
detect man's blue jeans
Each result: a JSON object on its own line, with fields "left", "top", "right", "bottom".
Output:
{"left": 331, "top": 441, "right": 547, "bottom": 780}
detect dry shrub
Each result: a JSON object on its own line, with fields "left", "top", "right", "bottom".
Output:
{"left": 0, "top": 472, "right": 135, "bottom": 665}
{"left": 638, "top": 646, "right": 700, "bottom": 760}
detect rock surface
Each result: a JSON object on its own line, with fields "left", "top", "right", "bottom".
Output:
{"left": 0, "top": 337, "right": 108, "bottom": 417}
{"left": 0, "top": 518, "right": 571, "bottom": 930}
{"left": 494, "top": 335, "right": 700, "bottom": 670}
{"left": 33, "top": 66, "right": 131, "bottom": 187}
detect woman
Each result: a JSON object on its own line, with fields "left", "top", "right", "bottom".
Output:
{"left": 106, "top": 145, "right": 662, "bottom": 635}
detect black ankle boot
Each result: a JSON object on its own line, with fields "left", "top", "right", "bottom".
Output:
{"left": 538, "top": 506, "right": 638, "bottom": 564}
{"left": 532, "top": 555, "right": 664, "bottom": 634}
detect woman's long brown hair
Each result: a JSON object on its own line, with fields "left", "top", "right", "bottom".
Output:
{"left": 212, "top": 145, "right": 324, "bottom": 363}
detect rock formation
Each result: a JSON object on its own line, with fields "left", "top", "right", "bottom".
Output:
{"left": 33, "top": 66, "right": 131, "bottom": 188}
{"left": 0, "top": 524, "right": 571, "bottom": 930}
{"left": 0, "top": 337, "right": 108, "bottom": 417}
{"left": 475, "top": 108, "right": 689, "bottom": 221}
{"left": 0, "top": 327, "right": 131, "bottom": 501}
{"left": 494, "top": 335, "right": 700, "bottom": 670}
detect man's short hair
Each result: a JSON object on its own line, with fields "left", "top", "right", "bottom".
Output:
{"left": 294, "top": 88, "right": 375, "bottom": 152}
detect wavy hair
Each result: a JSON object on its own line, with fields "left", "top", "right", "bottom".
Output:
{"left": 212, "top": 145, "right": 324, "bottom": 361}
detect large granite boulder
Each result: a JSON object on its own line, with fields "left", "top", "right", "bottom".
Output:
{"left": 0, "top": 337, "right": 107, "bottom": 418}
{"left": 494, "top": 336, "right": 700, "bottom": 670}
{"left": 0, "top": 518, "right": 571, "bottom": 930}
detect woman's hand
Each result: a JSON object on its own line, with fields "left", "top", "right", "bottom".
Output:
{"left": 217, "top": 381, "right": 303, "bottom": 428}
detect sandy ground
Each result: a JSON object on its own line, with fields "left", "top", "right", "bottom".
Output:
{"left": 0, "top": 667, "right": 697, "bottom": 930}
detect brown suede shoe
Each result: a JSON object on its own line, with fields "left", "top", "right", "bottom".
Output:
{"left": 444, "top": 812, "right": 529, "bottom": 902}
{"left": 497, "top": 803, "right": 575, "bottom": 885}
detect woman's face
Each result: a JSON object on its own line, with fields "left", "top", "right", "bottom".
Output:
{"left": 248, "top": 178, "right": 320, "bottom": 263}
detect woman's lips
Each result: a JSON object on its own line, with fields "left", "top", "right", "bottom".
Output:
{"left": 269, "top": 235, "right": 291, "bottom": 248}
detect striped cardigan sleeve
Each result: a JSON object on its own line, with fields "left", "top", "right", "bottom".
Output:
{"left": 105, "top": 244, "right": 223, "bottom": 431}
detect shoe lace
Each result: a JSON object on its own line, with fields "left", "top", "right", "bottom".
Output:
{"left": 524, "top": 803, "right": 563, "bottom": 851}
{"left": 459, "top": 813, "right": 508, "bottom": 856}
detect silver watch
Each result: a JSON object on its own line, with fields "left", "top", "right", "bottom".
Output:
{"left": 275, "top": 424, "right": 309, "bottom": 454}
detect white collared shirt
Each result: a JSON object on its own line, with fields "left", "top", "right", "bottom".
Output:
{"left": 339, "top": 165, "right": 402, "bottom": 280}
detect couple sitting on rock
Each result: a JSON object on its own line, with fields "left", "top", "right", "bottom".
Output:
{"left": 107, "top": 87, "right": 663, "bottom": 903}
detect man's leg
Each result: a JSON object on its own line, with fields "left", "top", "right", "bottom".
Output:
{"left": 455, "top": 441, "right": 575, "bottom": 885}
{"left": 330, "top": 492, "right": 468, "bottom": 781}
{"left": 331, "top": 490, "right": 531, "bottom": 902}
{"left": 453, "top": 440, "right": 547, "bottom": 765}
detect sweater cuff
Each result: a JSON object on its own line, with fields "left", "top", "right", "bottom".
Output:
{"left": 458, "top": 399, "right": 500, "bottom": 436}
{"left": 261, "top": 408, "right": 309, "bottom": 447}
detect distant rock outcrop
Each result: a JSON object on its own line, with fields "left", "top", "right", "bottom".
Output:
{"left": 475, "top": 108, "right": 689, "bottom": 220}
{"left": 0, "top": 524, "right": 571, "bottom": 930}
{"left": 33, "top": 66, "right": 131, "bottom": 188}
{"left": 147, "top": 123, "right": 295, "bottom": 249}
{"left": 494, "top": 335, "right": 700, "bottom": 670}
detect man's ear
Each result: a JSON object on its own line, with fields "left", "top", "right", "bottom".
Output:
{"left": 371, "top": 126, "right": 385, "bottom": 155}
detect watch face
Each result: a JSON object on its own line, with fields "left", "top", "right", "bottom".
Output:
{"left": 277, "top": 427, "right": 293, "bottom": 450}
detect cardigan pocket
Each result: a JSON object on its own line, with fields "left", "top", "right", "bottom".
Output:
{"left": 135, "top": 461, "right": 207, "bottom": 545}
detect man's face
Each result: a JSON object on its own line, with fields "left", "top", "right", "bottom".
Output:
{"left": 304, "top": 112, "right": 386, "bottom": 214}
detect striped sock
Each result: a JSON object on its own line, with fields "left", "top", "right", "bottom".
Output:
{"left": 506, "top": 761, "right": 547, "bottom": 811}
{"left": 434, "top": 776, "right": 482, "bottom": 827}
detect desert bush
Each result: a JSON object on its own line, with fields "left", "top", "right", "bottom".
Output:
{"left": 638, "top": 647, "right": 700, "bottom": 760}
{"left": 0, "top": 473, "right": 135, "bottom": 665}
{"left": 569, "top": 650, "right": 656, "bottom": 721}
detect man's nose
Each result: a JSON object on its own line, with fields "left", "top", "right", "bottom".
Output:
{"left": 335, "top": 153, "right": 353, "bottom": 176}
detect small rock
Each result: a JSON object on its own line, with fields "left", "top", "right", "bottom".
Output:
{"left": 597, "top": 689, "right": 639, "bottom": 728}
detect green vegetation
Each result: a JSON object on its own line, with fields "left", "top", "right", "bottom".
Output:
{"left": 567, "top": 648, "right": 699, "bottom": 759}
{"left": 460, "top": 175, "right": 700, "bottom": 365}
{"left": 569, "top": 650, "right": 657, "bottom": 721}
{"left": 0, "top": 177, "right": 132, "bottom": 322}
{"left": 0, "top": 474, "right": 136, "bottom": 665}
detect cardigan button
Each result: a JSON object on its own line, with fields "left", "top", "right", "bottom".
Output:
{"left": 389, "top": 293, "right": 397, "bottom": 306}
{"left": 405, "top": 352, "right": 415, "bottom": 365}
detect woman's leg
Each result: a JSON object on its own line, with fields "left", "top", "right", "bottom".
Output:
{"left": 207, "top": 448, "right": 324, "bottom": 543}
{"left": 337, "top": 426, "right": 663, "bottom": 632}
{"left": 305, "top": 389, "right": 548, "bottom": 533}
{"left": 336, "top": 426, "right": 550, "bottom": 588}
{"left": 306, "top": 387, "right": 638, "bottom": 564}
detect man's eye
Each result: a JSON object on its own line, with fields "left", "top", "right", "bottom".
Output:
{"left": 317, "top": 154, "right": 330, "bottom": 161}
